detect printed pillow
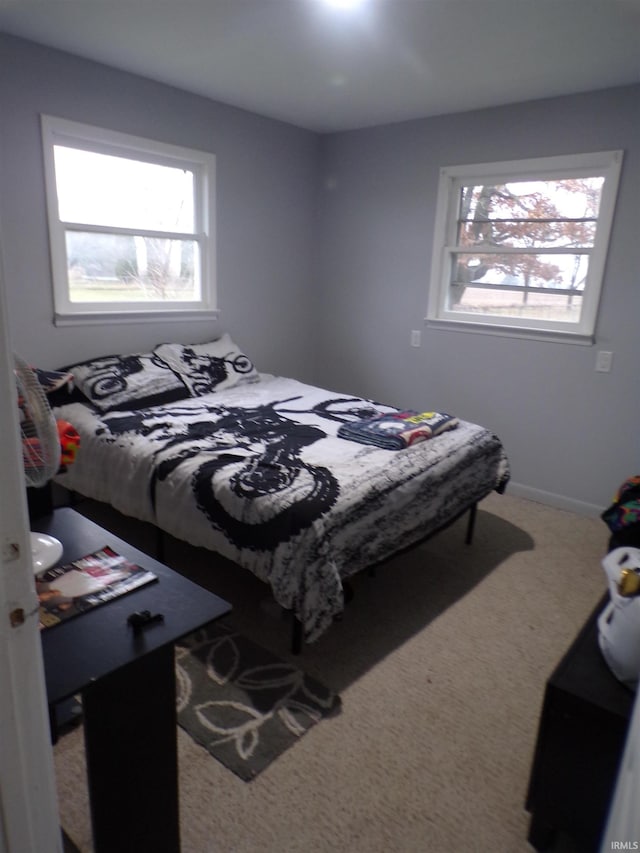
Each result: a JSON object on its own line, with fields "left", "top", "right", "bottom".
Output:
{"left": 153, "top": 334, "right": 259, "bottom": 397}
{"left": 68, "top": 352, "right": 190, "bottom": 412}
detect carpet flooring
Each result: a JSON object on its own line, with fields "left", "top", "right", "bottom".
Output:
{"left": 53, "top": 491, "right": 611, "bottom": 852}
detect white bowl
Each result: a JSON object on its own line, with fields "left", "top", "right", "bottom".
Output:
{"left": 30, "top": 532, "right": 63, "bottom": 573}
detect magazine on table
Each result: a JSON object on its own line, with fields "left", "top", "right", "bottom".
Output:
{"left": 36, "top": 545, "right": 158, "bottom": 630}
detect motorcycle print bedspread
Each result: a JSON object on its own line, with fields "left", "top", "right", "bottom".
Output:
{"left": 54, "top": 375, "right": 510, "bottom": 642}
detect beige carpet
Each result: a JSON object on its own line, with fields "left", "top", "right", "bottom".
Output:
{"left": 53, "top": 492, "right": 611, "bottom": 852}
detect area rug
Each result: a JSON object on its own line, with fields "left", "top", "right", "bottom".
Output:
{"left": 175, "top": 621, "right": 341, "bottom": 780}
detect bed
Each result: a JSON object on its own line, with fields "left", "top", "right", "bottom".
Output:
{"left": 51, "top": 335, "right": 510, "bottom": 647}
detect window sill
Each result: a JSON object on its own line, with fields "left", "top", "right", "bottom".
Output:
{"left": 54, "top": 308, "right": 220, "bottom": 327}
{"left": 424, "top": 317, "right": 595, "bottom": 346}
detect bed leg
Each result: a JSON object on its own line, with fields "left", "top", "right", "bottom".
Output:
{"left": 465, "top": 502, "right": 478, "bottom": 545}
{"left": 291, "top": 617, "right": 303, "bottom": 656}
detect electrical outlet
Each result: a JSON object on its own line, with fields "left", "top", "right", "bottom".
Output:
{"left": 410, "top": 330, "right": 421, "bottom": 348}
{"left": 595, "top": 351, "right": 613, "bottom": 373}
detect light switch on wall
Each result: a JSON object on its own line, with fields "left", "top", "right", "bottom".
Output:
{"left": 595, "top": 351, "right": 614, "bottom": 373}
{"left": 410, "top": 330, "right": 421, "bottom": 347}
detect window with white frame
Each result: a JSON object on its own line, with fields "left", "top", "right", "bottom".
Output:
{"left": 41, "top": 115, "right": 217, "bottom": 325}
{"left": 427, "top": 150, "right": 623, "bottom": 341}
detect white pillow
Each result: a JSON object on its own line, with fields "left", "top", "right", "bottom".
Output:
{"left": 153, "top": 334, "right": 259, "bottom": 397}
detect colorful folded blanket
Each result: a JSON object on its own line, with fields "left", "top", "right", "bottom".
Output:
{"left": 337, "top": 410, "right": 459, "bottom": 450}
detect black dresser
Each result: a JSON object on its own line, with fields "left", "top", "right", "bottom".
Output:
{"left": 526, "top": 594, "right": 634, "bottom": 851}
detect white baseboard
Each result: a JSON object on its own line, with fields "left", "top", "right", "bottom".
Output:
{"left": 505, "top": 481, "right": 605, "bottom": 518}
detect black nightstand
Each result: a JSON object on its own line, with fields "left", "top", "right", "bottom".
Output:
{"left": 525, "top": 594, "right": 634, "bottom": 851}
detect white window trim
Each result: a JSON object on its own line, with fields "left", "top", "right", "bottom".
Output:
{"left": 426, "top": 150, "right": 624, "bottom": 343}
{"left": 41, "top": 115, "right": 218, "bottom": 326}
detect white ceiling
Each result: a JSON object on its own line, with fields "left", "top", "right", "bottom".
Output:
{"left": 1, "top": 0, "right": 639, "bottom": 133}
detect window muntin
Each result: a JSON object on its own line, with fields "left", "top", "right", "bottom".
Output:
{"left": 428, "top": 152, "right": 623, "bottom": 340}
{"left": 41, "top": 116, "right": 216, "bottom": 324}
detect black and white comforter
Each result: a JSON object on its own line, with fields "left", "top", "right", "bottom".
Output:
{"left": 54, "top": 375, "right": 510, "bottom": 642}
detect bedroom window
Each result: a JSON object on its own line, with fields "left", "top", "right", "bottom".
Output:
{"left": 427, "top": 150, "right": 623, "bottom": 342}
{"left": 41, "top": 115, "right": 217, "bottom": 325}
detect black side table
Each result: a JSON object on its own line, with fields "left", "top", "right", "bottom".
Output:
{"left": 37, "top": 508, "right": 232, "bottom": 853}
{"left": 525, "top": 593, "right": 634, "bottom": 852}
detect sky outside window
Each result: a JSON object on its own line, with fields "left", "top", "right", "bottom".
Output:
{"left": 53, "top": 146, "right": 195, "bottom": 233}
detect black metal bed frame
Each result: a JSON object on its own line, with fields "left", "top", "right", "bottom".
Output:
{"left": 288, "top": 500, "right": 478, "bottom": 654}
{"left": 43, "top": 485, "right": 480, "bottom": 655}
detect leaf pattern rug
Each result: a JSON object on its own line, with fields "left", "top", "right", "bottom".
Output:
{"left": 175, "top": 622, "right": 341, "bottom": 780}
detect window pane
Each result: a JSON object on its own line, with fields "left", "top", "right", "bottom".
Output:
{"left": 449, "top": 283, "right": 583, "bottom": 323}
{"left": 453, "top": 252, "right": 590, "bottom": 291}
{"left": 66, "top": 231, "right": 198, "bottom": 303}
{"left": 457, "top": 218, "right": 597, "bottom": 249}
{"left": 54, "top": 146, "right": 195, "bottom": 233}
{"left": 458, "top": 177, "right": 604, "bottom": 249}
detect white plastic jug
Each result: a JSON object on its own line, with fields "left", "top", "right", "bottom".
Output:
{"left": 598, "top": 547, "right": 640, "bottom": 691}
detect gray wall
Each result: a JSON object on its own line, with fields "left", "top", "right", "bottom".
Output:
{"left": 316, "top": 86, "right": 640, "bottom": 513}
{"left": 0, "top": 34, "right": 320, "bottom": 380}
{"left": 1, "top": 33, "right": 638, "bottom": 514}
